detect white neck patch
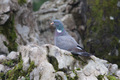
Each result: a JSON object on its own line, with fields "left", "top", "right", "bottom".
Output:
{"left": 57, "top": 29, "right": 62, "bottom": 33}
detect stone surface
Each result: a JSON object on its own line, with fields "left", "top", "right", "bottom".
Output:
{"left": 20, "top": 44, "right": 55, "bottom": 80}
{"left": 109, "top": 64, "right": 118, "bottom": 75}
{"left": 0, "top": 55, "right": 6, "bottom": 61}
{"left": 7, "top": 51, "right": 19, "bottom": 60}
{"left": 0, "top": 64, "right": 5, "bottom": 72}
{"left": 0, "top": 34, "right": 9, "bottom": 54}
{"left": 0, "top": 0, "right": 10, "bottom": 25}
{"left": 115, "top": 70, "right": 120, "bottom": 79}
{"left": 0, "top": 44, "right": 119, "bottom": 79}
{"left": 35, "top": 0, "right": 86, "bottom": 45}
{"left": 0, "top": 14, "right": 10, "bottom": 24}
{"left": 18, "top": 44, "right": 119, "bottom": 80}
{"left": 0, "top": 0, "right": 41, "bottom": 54}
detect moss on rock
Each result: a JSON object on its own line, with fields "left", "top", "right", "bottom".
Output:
{"left": 1, "top": 59, "right": 18, "bottom": 67}
{"left": 97, "top": 75, "right": 104, "bottom": 80}
{"left": 85, "top": 0, "right": 120, "bottom": 67}
{"left": 18, "top": 0, "right": 27, "bottom": 5}
{"left": 55, "top": 74, "right": 63, "bottom": 80}
{"left": 107, "top": 75, "right": 119, "bottom": 80}
{"left": 47, "top": 55, "right": 59, "bottom": 71}
{"left": 66, "top": 70, "right": 79, "bottom": 80}
{"left": 0, "top": 13, "right": 18, "bottom": 52}
{"left": 1, "top": 53, "right": 36, "bottom": 80}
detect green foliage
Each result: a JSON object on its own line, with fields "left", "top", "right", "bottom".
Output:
{"left": 85, "top": 0, "right": 120, "bottom": 67}
{"left": 33, "top": 0, "right": 48, "bottom": 11}
{"left": 18, "top": 0, "right": 27, "bottom": 5}
{"left": 0, "top": 13, "right": 18, "bottom": 52}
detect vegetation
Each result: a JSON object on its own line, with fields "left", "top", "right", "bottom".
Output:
{"left": 0, "top": 13, "right": 18, "bottom": 52}
{"left": 33, "top": 0, "right": 48, "bottom": 11}
{"left": 47, "top": 55, "right": 59, "bottom": 71}
{"left": 0, "top": 53, "right": 36, "bottom": 80}
{"left": 18, "top": 0, "right": 27, "bottom": 5}
{"left": 107, "top": 75, "right": 119, "bottom": 80}
{"left": 84, "top": 0, "right": 120, "bottom": 67}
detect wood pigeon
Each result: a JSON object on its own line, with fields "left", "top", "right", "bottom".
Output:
{"left": 51, "top": 20, "right": 92, "bottom": 57}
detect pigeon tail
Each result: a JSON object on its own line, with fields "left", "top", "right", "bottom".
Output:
{"left": 71, "top": 51, "right": 92, "bottom": 57}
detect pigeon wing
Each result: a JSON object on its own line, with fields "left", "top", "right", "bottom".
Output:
{"left": 55, "top": 35, "right": 78, "bottom": 51}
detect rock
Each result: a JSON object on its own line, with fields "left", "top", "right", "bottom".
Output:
{"left": 0, "top": 0, "right": 10, "bottom": 25}
{"left": 0, "top": 55, "right": 6, "bottom": 61}
{"left": 108, "top": 64, "right": 118, "bottom": 75}
{"left": 55, "top": 71, "right": 67, "bottom": 80}
{"left": 61, "top": 14, "right": 76, "bottom": 30}
{"left": 0, "top": 14, "right": 9, "bottom": 24}
{"left": 0, "top": 64, "right": 5, "bottom": 72}
{"left": 18, "top": 44, "right": 118, "bottom": 80}
{"left": 20, "top": 44, "right": 55, "bottom": 80}
{"left": 0, "top": 34, "right": 9, "bottom": 54}
{"left": 7, "top": 51, "right": 19, "bottom": 60}
{"left": 115, "top": 70, "right": 120, "bottom": 79}
{"left": 117, "top": 1, "right": 120, "bottom": 7}
{"left": 35, "top": 0, "right": 86, "bottom": 45}
{"left": 0, "top": 44, "right": 119, "bottom": 79}
{"left": 83, "top": 58, "right": 108, "bottom": 76}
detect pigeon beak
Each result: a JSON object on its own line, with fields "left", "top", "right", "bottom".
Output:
{"left": 51, "top": 22, "right": 54, "bottom": 25}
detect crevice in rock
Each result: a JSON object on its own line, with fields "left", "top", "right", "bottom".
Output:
{"left": 47, "top": 55, "right": 59, "bottom": 71}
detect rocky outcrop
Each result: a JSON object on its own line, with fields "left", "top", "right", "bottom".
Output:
{"left": 35, "top": 0, "right": 86, "bottom": 46}
{"left": 35, "top": 0, "right": 120, "bottom": 68}
{"left": 0, "top": 44, "right": 119, "bottom": 80}
{"left": 0, "top": 0, "right": 120, "bottom": 80}
{"left": 0, "top": 0, "right": 41, "bottom": 54}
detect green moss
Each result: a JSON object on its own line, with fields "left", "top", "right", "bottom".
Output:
{"left": 107, "top": 75, "right": 119, "bottom": 80}
{"left": 76, "top": 68, "right": 80, "bottom": 70}
{"left": 5, "top": 53, "right": 36, "bottom": 80}
{"left": 72, "top": 55, "right": 81, "bottom": 61}
{"left": 58, "top": 68, "right": 68, "bottom": 73}
{"left": 33, "top": 0, "right": 48, "bottom": 11}
{"left": 24, "top": 61, "right": 36, "bottom": 80}
{"left": 67, "top": 70, "right": 79, "bottom": 80}
{"left": 0, "top": 72, "right": 5, "bottom": 80}
{"left": 6, "top": 54, "right": 23, "bottom": 80}
{"left": 47, "top": 55, "right": 59, "bottom": 71}
{"left": 97, "top": 75, "right": 104, "bottom": 80}
{"left": 0, "top": 13, "right": 18, "bottom": 52}
{"left": 18, "top": 0, "right": 27, "bottom": 5}
{"left": 85, "top": 0, "right": 120, "bottom": 67}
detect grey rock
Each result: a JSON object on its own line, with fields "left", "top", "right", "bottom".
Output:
{"left": 7, "top": 51, "right": 19, "bottom": 60}
{"left": 0, "top": 55, "right": 6, "bottom": 61}
{"left": 0, "top": 3, "right": 10, "bottom": 14}
{"left": 0, "top": 14, "right": 9, "bottom": 25}
{"left": 0, "top": 1, "right": 10, "bottom": 25}
{"left": 17, "top": 44, "right": 119, "bottom": 80}
{"left": 0, "top": 64, "right": 5, "bottom": 72}
{"left": 0, "top": 34, "right": 9, "bottom": 54}
{"left": 109, "top": 64, "right": 118, "bottom": 75}
{"left": 117, "top": 1, "right": 120, "bottom": 7}
{"left": 35, "top": 0, "right": 85, "bottom": 45}
{"left": 115, "top": 70, "right": 120, "bottom": 79}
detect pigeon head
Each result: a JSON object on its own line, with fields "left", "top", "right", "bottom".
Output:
{"left": 51, "top": 20, "right": 64, "bottom": 33}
